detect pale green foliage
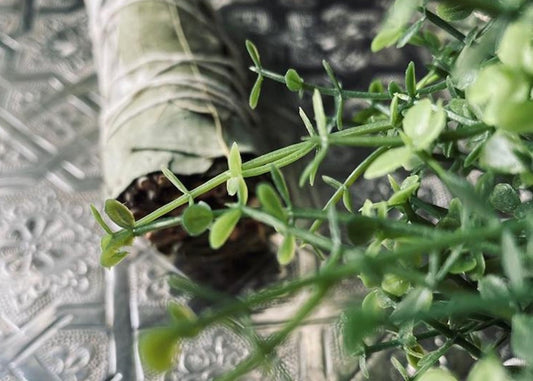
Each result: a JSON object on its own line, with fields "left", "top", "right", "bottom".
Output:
{"left": 209, "top": 208, "right": 241, "bottom": 249}
{"left": 92, "top": 1, "right": 533, "bottom": 378}
{"left": 416, "top": 368, "right": 458, "bottom": 381}
{"left": 467, "top": 355, "right": 511, "bottom": 381}
{"left": 403, "top": 99, "right": 446, "bottom": 151}
{"left": 372, "top": 0, "right": 423, "bottom": 51}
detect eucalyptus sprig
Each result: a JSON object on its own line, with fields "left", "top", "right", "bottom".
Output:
{"left": 92, "top": 0, "right": 533, "bottom": 379}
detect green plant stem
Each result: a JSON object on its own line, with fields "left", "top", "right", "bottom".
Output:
{"left": 164, "top": 247, "right": 529, "bottom": 371}
{"left": 310, "top": 147, "right": 388, "bottom": 233}
{"left": 444, "top": 110, "right": 481, "bottom": 126}
{"left": 424, "top": 8, "right": 466, "bottom": 44}
{"left": 137, "top": 173, "right": 228, "bottom": 225}
{"left": 334, "top": 120, "right": 393, "bottom": 137}
{"left": 242, "top": 142, "right": 309, "bottom": 170}
{"left": 295, "top": 209, "right": 447, "bottom": 239}
{"left": 364, "top": 330, "right": 441, "bottom": 355}
{"left": 409, "top": 339, "right": 455, "bottom": 381}
{"left": 417, "top": 80, "right": 447, "bottom": 94}
{"left": 401, "top": 201, "right": 434, "bottom": 226}
{"left": 133, "top": 216, "right": 182, "bottom": 235}
{"left": 136, "top": 142, "right": 314, "bottom": 226}
{"left": 365, "top": 316, "right": 503, "bottom": 356}
{"left": 191, "top": 267, "right": 352, "bottom": 336}
{"left": 320, "top": 135, "right": 403, "bottom": 147}
{"left": 217, "top": 286, "right": 330, "bottom": 381}
{"left": 242, "top": 143, "right": 315, "bottom": 177}
{"left": 439, "top": 124, "right": 492, "bottom": 141}
{"left": 135, "top": 120, "right": 393, "bottom": 227}
{"left": 411, "top": 197, "right": 448, "bottom": 219}
{"left": 250, "top": 67, "right": 391, "bottom": 100}
{"left": 425, "top": 319, "right": 482, "bottom": 358}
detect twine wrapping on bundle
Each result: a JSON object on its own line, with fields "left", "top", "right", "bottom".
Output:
{"left": 86, "top": 0, "right": 257, "bottom": 198}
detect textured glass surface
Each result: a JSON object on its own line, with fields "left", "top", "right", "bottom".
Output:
{"left": 0, "top": 1, "right": 427, "bottom": 379}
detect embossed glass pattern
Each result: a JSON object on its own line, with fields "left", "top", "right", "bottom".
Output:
{"left": 0, "top": 1, "right": 420, "bottom": 379}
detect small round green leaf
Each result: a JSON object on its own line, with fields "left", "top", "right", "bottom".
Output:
{"left": 139, "top": 327, "right": 181, "bottom": 372}
{"left": 101, "top": 249, "right": 128, "bottom": 268}
{"left": 100, "top": 231, "right": 134, "bottom": 268}
{"left": 388, "top": 81, "right": 402, "bottom": 97}
{"left": 416, "top": 368, "right": 458, "bottom": 381}
{"left": 104, "top": 199, "right": 135, "bottom": 228}
{"left": 478, "top": 275, "right": 511, "bottom": 304}
{"left": 168, "top": 301, "right": 196, "bottom": 323}
{"left": 436, "top": 2, "right": 473, "bottom": 21}
{"left": 166, "top": 302, "right": 200, "bottom": 337}
{"left": 514, "top": 200, "right": 533, "bottom": 219}
{"left": 447, "top": 98, "right": 473, "bottom": 120}
{"left": 284, "top": 69, "right": 304, "bottom": 91}
{"left": 480, "top": 132, "right": 527, "bottom": 174}
{"left": 467, "top": 355, "right": 511, "bottom": 381}
{"left": 364, "top": 146, "right": 412, "bottom": 179}
{"left": 182, "top": 202, "right": 213, "bottom": 236}
{"left": 403, "top": 99, "right": 446, "bottom": 151}
{"left": 466, "top": 64, "right": 531, "bottom": 131}
{"left": 497, "top": 21, "right": 533, "bottom": 75}
{"left": 391, "top": 287, "right": 432, "bottom": 323}
{"left": 361, "top": 289, "right": 385, "bottom": 318}
{"left": 277, "top": 234, "right": 296, "bottom": 265}
{"left": 347, "top": 215, "right": 381, "bottom": 245}
{"left": 489, "top": 183, "right": 520, "bottom": 213}
{"left": 368, "top": 79, "right": 384, "bottom": 93}
{"left": 342, "top": 307, "right": 381, "bottom": 355}
{"left": 209, "top": 209, "right": 242, "bottom": 249}
{"left": 257, "top": 183, "right": 286, "bottom": 221}
{"left": 381, "top": 273, "right": 410, "bottom": 297}
{"left": 449, "top": 253, "right": 477, "bottom": 274}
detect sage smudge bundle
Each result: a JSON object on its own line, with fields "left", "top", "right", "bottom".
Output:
{"left": 86, "top": 0, "right": 258, "bottom": 198}
{"left": 86, "top": 0, "right": 274, "bottom": 286}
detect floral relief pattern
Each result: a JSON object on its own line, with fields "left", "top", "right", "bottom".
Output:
{"left": 167, "top": 326, "right": 251, "bottom": 381}
{"left": 36, "top": 330, "right": 109, "bottom": 381}
{"left": 0, "top": 186, "right": 103, "bottom": 325}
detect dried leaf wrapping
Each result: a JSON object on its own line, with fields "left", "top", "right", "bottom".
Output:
{"left": 86, "top": 0, "right": 257, "bottom": 198}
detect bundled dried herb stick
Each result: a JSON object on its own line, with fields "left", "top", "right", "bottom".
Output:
{"left": 87, "top": 0, "right": 258, "bottom": 197}
{"left": 86, "top": 0, "right": 274, "bottom": 284}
